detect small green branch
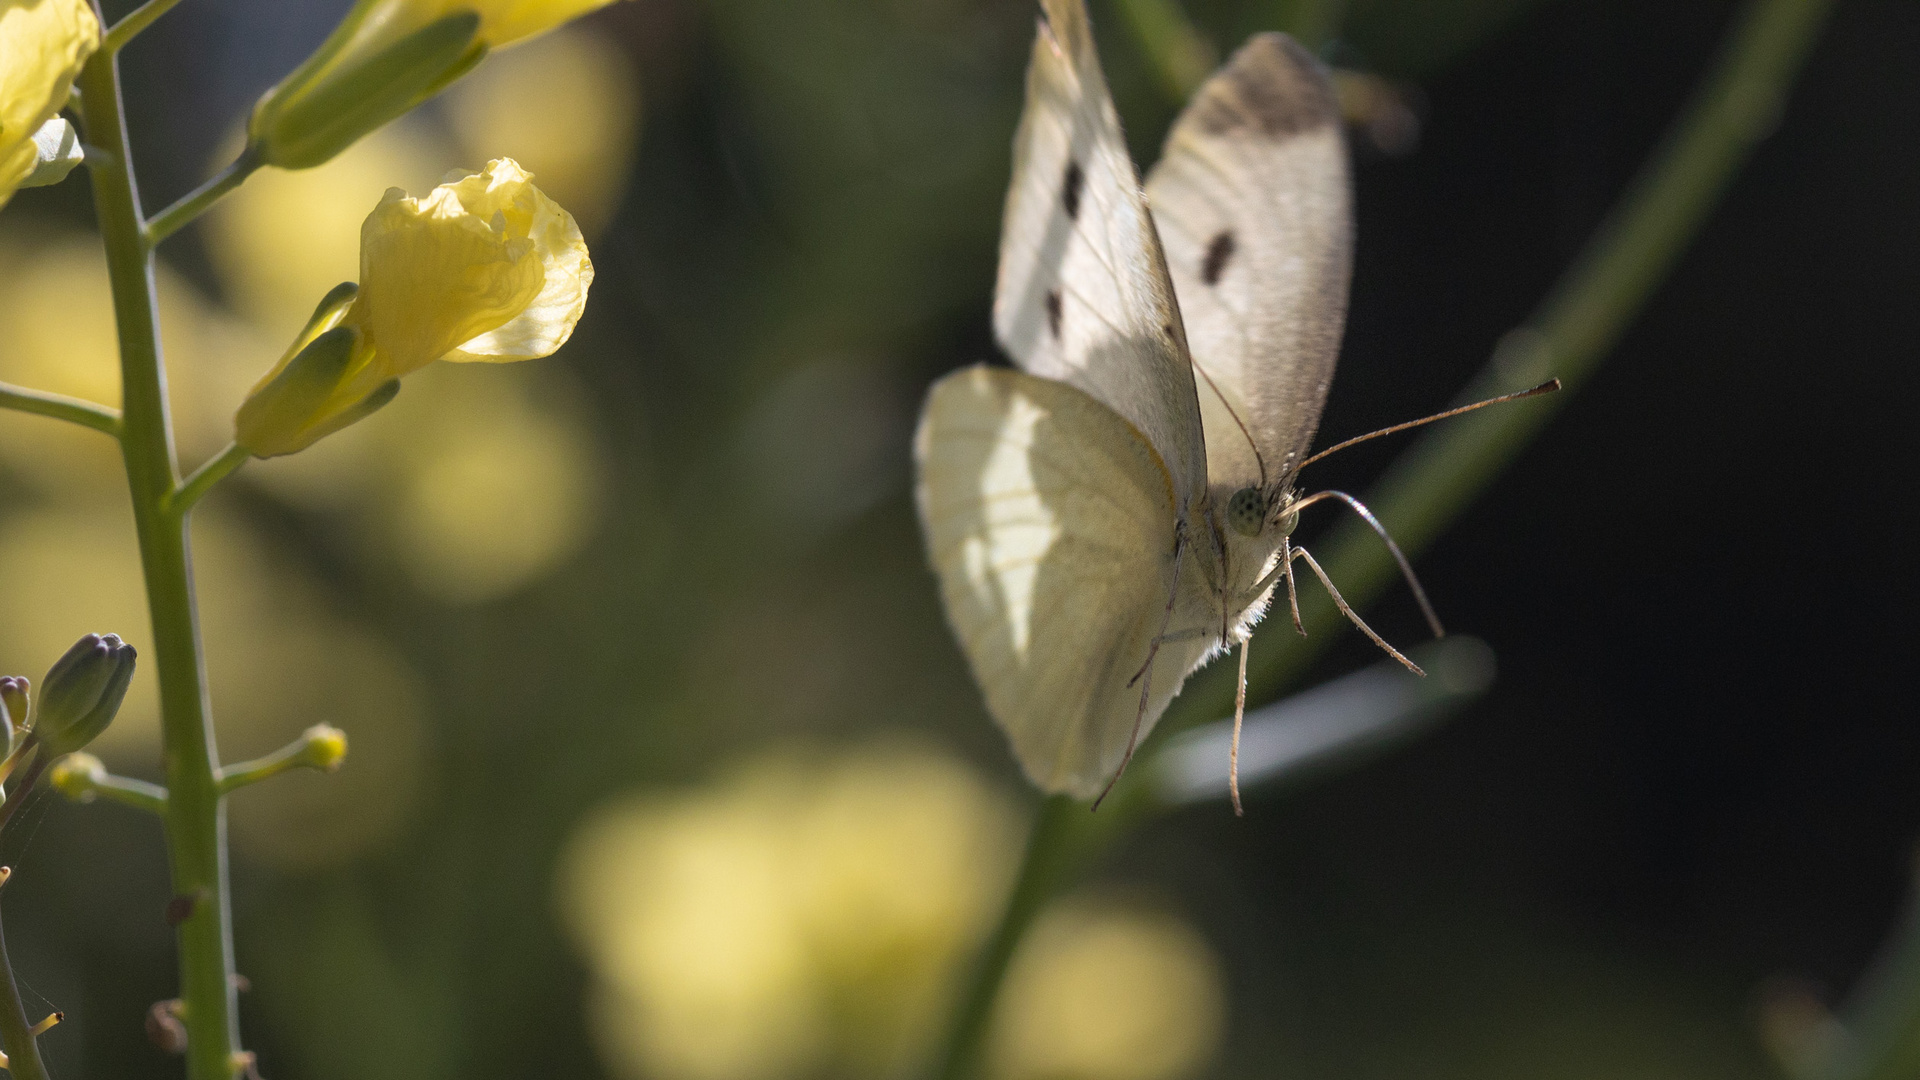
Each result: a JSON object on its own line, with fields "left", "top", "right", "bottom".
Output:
{"left": 0, "top": 870, "right": 53, "bottom": 1080}
{"left": 103, "top": 0, "right": 187, "bottom": 54}
{"left": 216, "top": 724, "right": 347, "bottom": 796}
{"left": 0, "top": 381, "right": 122, "bottom": 437}
{"left": 167, "top": 442, "right": 250, "bottom": 516}
{"left": 923, "top": 2, "right": 1836, "bottom": 1077}
{"left": 144, "top": 147, "right": 260, "bottom": 248}
{"left": 49, "top": 753, "right": 168, "bottom": 814}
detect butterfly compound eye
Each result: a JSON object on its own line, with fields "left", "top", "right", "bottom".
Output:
{"left": 1226, "top": 487, "right": 1267, "bottom": 537}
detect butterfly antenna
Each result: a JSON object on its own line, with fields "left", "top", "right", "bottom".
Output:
{"left": 1288, "top": 489, "right": 1444, "bottom": 639}
{"left": 1292, "top": 545, "right": 1425, "bottom": 676}
{"left": 1095, "top": 524, "right": 1188, "bottom": 811}
{"left": 1194, "top": 360, "right": 1269, "bottom": 488}
{"left": 1229, "top": 637, "right": 1250, "bottom": 816}
{"left": 1297, "top": 379, "right": 1560, "bottom": 472}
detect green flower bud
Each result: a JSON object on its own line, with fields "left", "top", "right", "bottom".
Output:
{"left": 234, "top": 321, "right": 401, "bottom": 458}
{"left": 35, "top": 633, "right": 136, "bottom": 757}
{"left": 248, "top": 10, "right": 483, "bottom": 171}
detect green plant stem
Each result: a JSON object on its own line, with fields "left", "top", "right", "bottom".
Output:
{"left": 78, "top": 50, "right": 242, "bottom": 1080}
{"left": 103, "top": 0, "right": 187, "bottom": 54}
{"left": 924, "top": 2, "right": 1834, "bottom": 1077}
{"left": 216, "top": 738, "right": 319, "bottom": 795}
{"left": 0, "top": 873, "right": 52, "bottom": 1080}
{"left": 0, "top": 382, "right": 121, "bottom": 437}
{"left": 931, "top": 797, "right": 1079, "bottom": 1080}
{"left": 145, "top": 147, "right": 258, "bottom": 248}
{"left": 169, "top": 442, "right": 249, "bottom": 515}
{"left": 71, "top": 768, "right": 169, "bottom": 815}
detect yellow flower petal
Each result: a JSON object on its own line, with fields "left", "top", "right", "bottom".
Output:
{"left": 0, "top": 0, "right": 100, "bottom": 208}
{"left": 442, "top": 159, "right": 593, "bottom": 363}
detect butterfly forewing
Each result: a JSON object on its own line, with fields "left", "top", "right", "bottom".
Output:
{"left": 915, "top": 367, "right": 1217, "bottom": 798}
{"left": 1145, "top": 33, "right": 1352, "bottom": 494}
{"left": 994, "top": 0, "right": 1209, "bottom": 513}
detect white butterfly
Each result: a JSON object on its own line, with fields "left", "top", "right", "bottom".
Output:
{"left": 916, "top": 0, "right": 1517, "bottom": 806}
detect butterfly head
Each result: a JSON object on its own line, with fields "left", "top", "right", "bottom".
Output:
{"left": 1225, "top": 486, "right": 1301, "bottom": 539}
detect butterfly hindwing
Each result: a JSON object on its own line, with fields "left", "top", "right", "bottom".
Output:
{"left": 994, "top": 0, "right": 1209, "bottom": 514}
{"left": 915, "top": 366, "right": 1218, "bottom": 798}
{"left": 1145, "top": 33, "right": 1351, "bottom": 493}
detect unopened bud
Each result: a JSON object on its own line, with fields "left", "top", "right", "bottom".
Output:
{"left": 296, "top": 724, "right": 348, "bottom": 772}
{"left": 234, "top": 323, "right": 400, "bottom": 457}
{"left": 49, "top": 752, "right": 106, "bottom": 802}
{"left": 0, "top": 677, "right": 25, "bottom": 754}
{"left": 249, "top": 11, "right": 483, "bottom": 170}
{"left": 35, "top": 633, "right": 136, "bottom": 757}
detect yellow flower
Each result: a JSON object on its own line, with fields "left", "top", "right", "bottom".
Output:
{"left": 0, "top": 0, "right": 99, "bottom": 209}
{"left": 248, "top": 0, "right": 624, "bottom": 169}
{"left": 235, "top": 158, "right": 592, "bottom": 457}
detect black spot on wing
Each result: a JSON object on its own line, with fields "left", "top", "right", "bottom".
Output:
{"left": 1046, "top": 289, "right": 1062, "bottom": 339}
{"left": 1192, "top": 33, "right": 1338, "bottom": 140}
{"left": 1062, "top": 160, "right": 1084, "bottom": 220}
{"left": 1202, "top": 230, "right": 1236, "bottom": 285}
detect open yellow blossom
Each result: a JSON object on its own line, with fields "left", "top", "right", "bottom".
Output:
{"left": 249, "top": 0, "right": 624, "bottom": 169}
{"left": 0, "top": 0, "right": 99, "bottom": 209}
{"left": 236, "top": 158, "right": 592, "bottom": 457}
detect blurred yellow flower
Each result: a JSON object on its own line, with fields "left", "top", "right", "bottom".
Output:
{"left": 560, "top": 746, "right": 1023, "bottom": 1080}
{"left": 0, "top": 0, "right": 98, "bottom": 209}
{"left": 444, "top": 25, "right": 639, "bottom": 236}
{"left": 234, "top": 157, "right": 593, "bottom": 457}
{"left": 249, "top": 0, "right": 624, "bottom": 169}
{"left": 989, "top": 902, "right": 1227, "bottom": 1080}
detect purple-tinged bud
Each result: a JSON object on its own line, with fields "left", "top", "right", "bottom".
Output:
{"left": 36, "top": 634, "right": 136, "bottom": 757}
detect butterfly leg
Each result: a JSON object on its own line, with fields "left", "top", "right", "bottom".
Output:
{"left": 1291, "top": 545, "right": 1425, "bottom": 677}
{"left": 1125, "top": 627, "right": 1212, "bottom": 688}
{"left": 1094, "top": 523, "right": 1187, "bottom": 810}
{"left": 1240, "top": 539, "right": 1306, "bottom": 637}
{"left": 1229, "top": 636, "right": 1250, "bottom": 817}
{"left": 1283, "top": 535, "right": 1305, "bottom": 636}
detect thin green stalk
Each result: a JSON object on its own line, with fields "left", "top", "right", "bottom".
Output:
{"left": 169, "top": 442, "right": 249, "bottom": 515}
{"left": 924, "top": 2, "right": 1834, "bottom": 1077}
{"left": 1110, "top": 0, "right": 1216, "bottom": 99}
{"left": 0, "top": 871, "right": 52, "bottom": 1080}
{"left": 103, "top": 0, "right": 187, "bottom": 54}
{"left": 0, "top": 382, "right": 121, "bottom": 437}
{"left": 78, "top": 49, "right": 243, "bottom": 1080}
{"left": 145, "top": 147, "right": 258, "bottom": 248}
{"left": 931, "top": 797, "right": 1080, "bottom": 1080}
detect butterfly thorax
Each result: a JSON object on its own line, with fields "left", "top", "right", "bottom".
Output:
{"left": 1194, "top": 479, "right": 1297, "bottom": 645}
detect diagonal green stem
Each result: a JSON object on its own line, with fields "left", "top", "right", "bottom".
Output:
{"left": 145, "top": 148, "right": 259, "bottom": 248}
{"left": 0, "top": 381, "right": 121, "bottom": 437}
{"left": 169, "top": 442, "right": 249, "bottom": 516}
{"left": 925, "top": 1, "right": 1835, "bottom": 1077}
{"left": 102, "top": 0, "right": 187, "bottom": 54}
{"left": 77, "top": 48, "right": 243, "bottom": 1080}
{"left": 0, "top": 873, "right": 52, "bottom": 1080}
